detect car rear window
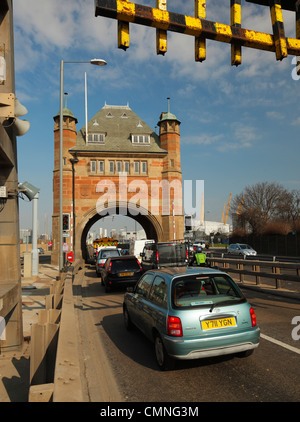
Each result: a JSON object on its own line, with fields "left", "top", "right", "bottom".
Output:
{"left": 172, "top": 274, "right": 245, "bottom": 309}
{"left": 101, "top": 250, "right": 120, "bottom": 258}
{"left": 111, "top": 259, "right": 140, "bottom": 271}
{"left": 158, "top": 243, "right": 186, "bottom": 264}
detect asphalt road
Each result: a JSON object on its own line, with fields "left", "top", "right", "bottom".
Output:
{"left": 75, "top": 263, "right": 300, "bottom": 402}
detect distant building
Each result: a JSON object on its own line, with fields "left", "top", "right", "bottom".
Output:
{"left": 185, "top": 217, "right": 231, "bottom": 237}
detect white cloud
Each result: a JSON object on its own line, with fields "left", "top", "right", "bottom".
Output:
{"left": 292, "top": 116, "right": 300, "bottom": 126}
{"left": 182, "top": 133, "right": 223, "bottom": 145}
{"left": 266, "top": 111, "right": 284, "bottom": 120}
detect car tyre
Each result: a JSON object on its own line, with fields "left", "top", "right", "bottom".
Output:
{"left": 154, "top": 334, "right": 175, "bottom": 371}
{"left": 237, "top": 349, "right": 254, "bottom": 358}
{"left": 123, "top": 306, "right": 133, "bottom": 331}
{"left": 104, "top": 282, "right": 111, "bottom": 293}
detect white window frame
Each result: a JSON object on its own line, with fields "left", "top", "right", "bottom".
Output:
{"left": 87, "top": 133, "right": 105, "bottom": 144}
{"left": 116, "top": 161, "right": 122, "bottom": 173}
{"left": 90, "top": 160, "right": 97, "bottom": 173}
{"left": 131, "top": 134, "right": 150, "bottom": 144}
{"left": 134, "top": 161, "right": 140, "bottom": 174}
{"left": 141, "top": 161, "right": 147, "bottom": 174}
{"left": 124, "top": 161, "right": 130, "bottom": 174}
{"left": 98, "top": 160, "right": 104, "bottom": 174}
{"left": 109, "top": 161, "right": 115, "bottom": 174}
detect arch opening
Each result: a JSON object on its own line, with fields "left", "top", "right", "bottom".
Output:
{"left": 79, "top": 202, "right": 162, "bottom": 261}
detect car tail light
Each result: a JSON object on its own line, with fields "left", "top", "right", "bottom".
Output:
{"left": 137, "top": 259, "right": 142, "bottom": 270}
{"left": 250, "top": 307, "right": 257, "bottom": 327}
{"left": 156, "top": 251, "right": 159, "bottom": 263}
{"left": 185, "top": 249, "right": 189, "bottom": 262}
{"left": 108, "top": 261, "right": 112, "bottom": 273}
{"left": 167, "top": 316, "right": 182, "bottom": 337}
{"left": 97, "top": 259, "right": 105, "bottom": 267}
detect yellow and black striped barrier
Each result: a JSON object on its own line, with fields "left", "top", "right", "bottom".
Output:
{"left": 95, "top": 0, "right": 300, "bottom": 65}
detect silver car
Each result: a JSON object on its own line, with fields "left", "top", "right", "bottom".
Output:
{"left": 123, "top": 267, "right": 260, "bottom": 370}
{"left": 227, "top": 243, "right": 257, "bottom": 256}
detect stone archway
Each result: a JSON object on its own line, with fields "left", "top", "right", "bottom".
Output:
{"left": 78, "top": 201, "right": 164, "bottom": 261}
{"left": 51, "top": 102, "right": 185, "bottom": 267}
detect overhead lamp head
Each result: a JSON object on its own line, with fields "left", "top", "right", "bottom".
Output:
{"left": 70, "top": 155, "right": 79, "bottom": 165}
{"left": 13, "top": 118, "right": 30, "bottom": 136}
{"left": 18, "top": 181, "right": 40, "bottom": 201}
{"left": 90, "top": 59, "right": 107, "bottom": 66}
{"left": 2, "top": 117, "right": 30, "bottom": 136}
{"left": 15, "top": 98, "right": 28, "bottom": 117}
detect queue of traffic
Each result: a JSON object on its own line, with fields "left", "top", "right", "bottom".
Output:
{"left": 92, "top": 237, "right": 260, "bottom": 371}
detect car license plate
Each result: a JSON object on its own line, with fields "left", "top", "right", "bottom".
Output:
{"left": 201, "top": 317, "right": 236, "bottom": 330}
{"left": 119, "top": 272, "right": 134, "bottom": 277}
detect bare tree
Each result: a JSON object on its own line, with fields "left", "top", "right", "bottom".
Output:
{"left": 231, "top": 182, "right": 296, "bottom": 235}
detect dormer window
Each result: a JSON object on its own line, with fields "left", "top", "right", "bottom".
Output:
{"left": 131, "top": 134, "right": 150, "bottom": 144}
{"left": 87, "top": 133, "right": 105, "bottom": 144}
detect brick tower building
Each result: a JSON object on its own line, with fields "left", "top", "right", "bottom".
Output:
{"left": 52, "top": 101, "right": 184, "bottom": 265}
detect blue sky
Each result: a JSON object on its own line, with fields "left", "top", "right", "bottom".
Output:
{"left": 13, "top": 0, "right": 300, "bottom": 236}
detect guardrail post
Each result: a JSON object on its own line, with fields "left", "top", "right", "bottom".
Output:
{"left": 237, "top": 263, "right": 244, "bottom": 282}
{"left": 272, "top": 266, "right": 281, "bottom": 289}
{"left": 252, "top": 264, "right": 261, "bottom": 285}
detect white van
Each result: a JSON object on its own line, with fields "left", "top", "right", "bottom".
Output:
{"left": 129, "top": 239, "right": 154, "bottom": 262}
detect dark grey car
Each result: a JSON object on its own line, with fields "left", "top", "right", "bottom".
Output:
{"left": 141, "top": 241, "right": 188, "bottom": 272}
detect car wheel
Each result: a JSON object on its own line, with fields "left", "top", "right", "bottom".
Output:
{"left": 154, "top": 334, "right": 175, "bottom": 371}
{"left": 237, "top": 349, "right": 254, "bottom": 358}
{"left": 123, "top": 306, "right": 133, "bottom": 331}
{"left": 104, "top": 281, "right": 111, "bottom": 293}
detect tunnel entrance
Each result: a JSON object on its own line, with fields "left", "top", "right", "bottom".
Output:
{"left": 79, "top": 202, "right": 162, "bottom": 261}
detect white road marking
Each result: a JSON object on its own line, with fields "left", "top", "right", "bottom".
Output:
{"left": 261, "top": 333, "right": 300, "bottom": 355}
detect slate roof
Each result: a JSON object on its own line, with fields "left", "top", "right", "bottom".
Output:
{"left": 71, "top": 103, "right": 167, "bottom": 155}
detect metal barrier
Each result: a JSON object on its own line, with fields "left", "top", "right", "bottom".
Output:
{"left": 28, "top": 259, "right": 83, "bottom": 402}
{"left": 207, "top": 255, "right": 300, "bottom": 289}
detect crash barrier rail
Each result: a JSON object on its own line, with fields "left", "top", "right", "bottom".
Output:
{"left": 206, "top": 255, "right": 300, "bottom": 289}
{"left": 28, "top": 259, "right": 83, "bottom": 402}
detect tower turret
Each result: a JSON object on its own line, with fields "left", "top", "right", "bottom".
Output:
{"left": 52, "top": 95, "right": 78, "bottom": 265}
{"left": 157, "top": 98, "right": 183, "bottom": 240}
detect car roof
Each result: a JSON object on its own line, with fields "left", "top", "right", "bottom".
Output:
{"left": 145, "top": 266, "right": 226, "bottom": 280}
{"left": 107, "top": 255, "right": 137, "bottom": 261}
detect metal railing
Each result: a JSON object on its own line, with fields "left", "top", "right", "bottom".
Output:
{"left": 206, "top": 254, "right": 300, "bottom": 289}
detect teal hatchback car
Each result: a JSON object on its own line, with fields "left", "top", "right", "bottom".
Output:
{"left": 123, "top": 267, "right": 260, "bottom": 370}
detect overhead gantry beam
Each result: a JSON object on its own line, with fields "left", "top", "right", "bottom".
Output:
{"left": 95, "top": 0, "right": 300, "bottom": 64}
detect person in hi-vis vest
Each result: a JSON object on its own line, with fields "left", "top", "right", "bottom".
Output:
{"left": 190, "top": 247, "right": 207, "bottom": 267}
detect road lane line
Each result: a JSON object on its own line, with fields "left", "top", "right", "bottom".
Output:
{"left": 261, "top": 333, "right": 300, "bottom": 355}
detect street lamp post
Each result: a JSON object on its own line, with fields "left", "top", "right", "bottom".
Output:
{"left": 70, "top": 152, "right": 79, "bottom": 259}
{"left": 59, "top": 59, "right": 107, "bottom": 271}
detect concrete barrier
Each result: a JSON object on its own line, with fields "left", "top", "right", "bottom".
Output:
{"left": 0, "top": 284, "right": 23, "bottom": 352}
{"left": 28, "top": 258, "right": 84, "bottom": 402}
